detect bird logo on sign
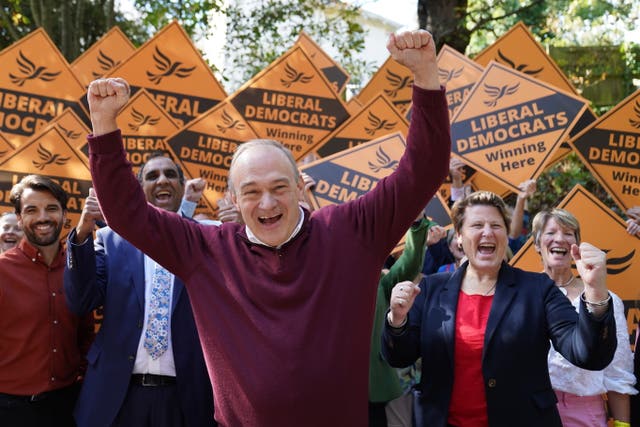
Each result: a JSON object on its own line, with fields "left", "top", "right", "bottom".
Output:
{"left": 364, "top": 112, "right": 396, "bottom": 136}
{"left": 438, "top": 66, "right": 464, "bottom": 84}
{"left": 92, "top": 50, "right": 121, "bottom": 79}
{"left": 9, "top": 51, "right": 61, "bottom": 87}
{"left": 146, "top": 46, "right": 196, "bottom": 85}
{"left": 57, "top": 124, "right": 82, "bottom": 140}
{"left": 629, "top": 100, "right": 640, "bottom": 129}
{"left": 32, "top": 144, "right": 70, "bottom": 170}
{"left": 384, "top": 69, "right": 413, "bottom": 98}
{"left": 496, "top": 50, "right": 543, "bottom": 76}
{"left": 368, "top": 146, "right": 398, "bottom": 173}
{"left": 280, "top": 63, "right": 313, "bottom": 88}
{"left": 128, "top": 107, "right": 160, "bottom": 131}
{"left": 483, "top": 82, "right": 520, "bottom": 107}
{"left": 216, "top": 109, "right": 246, "bottom": 134}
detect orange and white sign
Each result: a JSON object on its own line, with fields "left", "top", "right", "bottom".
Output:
{"left": 295, "top": 31, "right": 350, "bottom": 94}
{"left": 229, "top": 45, "right": 350, "bottom": 161}
{"left": 569, "top": 89, "right": 640, "bottom": 212}
{"left": 0, "top": 124, "right": 93, "bottom": 235}
{"left": 117, "top": 89, "right": 180, "bottom": 173}
{"left": 356, "top": 56, "right": 413, "bottom": 115}
{"left": 451, "top": 61, "right": 588, "bottom": 193}
{"left": 103, "top": 21, "right": 227, "bottom": 126}
{"left": 437, "top": 44, "right": 484, "bottom": 121}
{"left": 71, "top": 26, "right": 136, "bottom": 87}
{"left": 164, "top": 100, "right": 260, "bottom": 218}
{"left": 315, "top": 94, "right": 408, "bottom": 157}
{"left": 510, "top": 184, "right": 640, "bottom": 338}
{"left": 0, "top": 29, "right": 85, "bottom": 147}
{"left": 300, "top": 132, "right": 406, "bottom": 210}
{"left": 474, "top": 21, "right": 596, "bottom": 159}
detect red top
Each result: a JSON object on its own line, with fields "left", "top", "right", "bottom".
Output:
{"left": 0, "top": 239, "right": 92, "bottom": 395}
{"left": 448, "top": 291, "right": 494, "bottom": 427}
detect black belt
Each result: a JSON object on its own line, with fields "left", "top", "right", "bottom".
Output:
{"left": 0, "top": 388, "right": 60, "bottom": 403}
{"left": 131, "top": 374, "right": 176, "bottom": 387}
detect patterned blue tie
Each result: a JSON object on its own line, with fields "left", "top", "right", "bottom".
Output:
{"left": 143, "top": 262, "right": 171, "bottom": 359}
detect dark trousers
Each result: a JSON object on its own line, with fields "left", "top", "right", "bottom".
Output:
{"left": 112, "top": 382, "right": 185, "bottom": 427}
{"left": 0, "top": 383, "right": 79, "bottom": 427}
{"left": 368, "top": 401, "right": 388, "bottom": 427}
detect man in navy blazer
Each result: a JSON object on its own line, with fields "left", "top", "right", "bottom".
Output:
{"left": 64, "top": 153, "right": 215, "bottom": 427}
{"left": 382, "top": 262, "right": 616, "bottom": 427}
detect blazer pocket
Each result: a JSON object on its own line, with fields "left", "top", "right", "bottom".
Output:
{"left": 531, "top": 389, "right": 558, "bottom": 409}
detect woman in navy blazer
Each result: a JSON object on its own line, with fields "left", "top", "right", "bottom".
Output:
{"left": 381, "top": 191, "right": 617, "bottom": 427}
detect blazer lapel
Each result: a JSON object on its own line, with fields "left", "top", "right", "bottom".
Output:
{"left": 440, "top": 266, "right": 465, "bottom": 364}
{"left": 483, "top": 263, "right": 518, "bottom": 360}
{"left": 171, "top": 278, "right": 184, "bottom": 315}
{"left": 131, "top": 248, "right": 146, "bottom": 312}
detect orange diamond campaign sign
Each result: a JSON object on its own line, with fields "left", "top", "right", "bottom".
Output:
{"left": 229, "top": 45, "right": 350, "bottom": 161}
{"left": 0, "top": 29, "right": 85, "bottom": 147}
{"left": 164, "top": 100, "right": 260, "bottom": 218}
{"left": 315, "top": 94, "right": 408, "bottom": 157}
{"left": 569, "top": 89, "right": 640, "bottom": 212}
{"left": 103, "top": 21, "right": 227, "bottom": 126}
{"left": 474, "top": 21, "right": 597, "bottom": 158}
{"left": 295, "top": 31, "right": 350, "bottom": 94}
{"left": 437, "top": 44, "right": 484, "bottom": 121}
{"left": 510, "top": 185, "right": 640, "bottom": 338}
{"left": 115, "top": 89, "right": 180, "bottom": 173}
{"left": 300, "top": 132, "right": 406, "bottom": 210}
{"left": 451, "top": 61, "right": 588, "bottom": 193}
{"left": 71, "top": 26, "right": 136, "bottom": 87}
{"left": 356, "top": 56, "right": 413, "bottom": 115}
{"left": 0, "top": 125, "right": 93, "bottom": 237}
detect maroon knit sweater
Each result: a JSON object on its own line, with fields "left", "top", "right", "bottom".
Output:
{"left": 88, "top": 86, "right": 450, "bottom": 426}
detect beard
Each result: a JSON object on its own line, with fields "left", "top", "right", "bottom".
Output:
{"left": 24, "top": 221, "right": 63, "bottom": 247}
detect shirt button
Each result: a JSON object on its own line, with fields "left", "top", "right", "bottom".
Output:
{"left": 128, "top": 355, "right": 135, "bottom": 361}
{"left": 53, "top": 348, "right": 57, "bottom": 353}
{"left": 53, "top": 320, "right": 59, "bottom": 324}
{"left": 32, "top": 258, "right": 36, "bottom": 262}
{"left": 488, "top": 378, "right": 497, "bottom": 388}
{"left": 50, "top": 377, "right": 56, "bottom": 382}
{"left": 52, "top": 292, "right": 56, "bottom": 297}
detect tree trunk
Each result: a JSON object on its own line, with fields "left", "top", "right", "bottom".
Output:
{"left": 417, "top": 0, "right": 471, "bottom": 53}
{"left": 60, "top": 0, "right": 69, "bottom": 58}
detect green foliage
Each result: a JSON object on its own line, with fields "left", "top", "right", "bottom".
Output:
{"left": 132, "top": 0, "right": 223, "bottom": 40}
{"left": 223, "top": 0, "right": 371, "bottom": 92}
{"left": 0, "top": 0, "right": 150, "bottom": 60}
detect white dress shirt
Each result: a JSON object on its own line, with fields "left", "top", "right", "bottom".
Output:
{"left": 132, "top": 256, "right": 177, "bottom": 376}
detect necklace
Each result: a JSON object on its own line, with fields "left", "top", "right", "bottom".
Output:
{"left": 483, "top": 282, "right": 497, "bottom": 296}
{"left": 556, "top": 275, "right": 575, "bottom": 288}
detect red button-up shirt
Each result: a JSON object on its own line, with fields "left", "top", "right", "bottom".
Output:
{"left": 0, "top": 239, "right": 91, "bottom": 395}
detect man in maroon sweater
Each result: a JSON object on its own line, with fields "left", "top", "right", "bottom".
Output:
{"left": 84, "top": 30, "right": 450, "bottom": 426}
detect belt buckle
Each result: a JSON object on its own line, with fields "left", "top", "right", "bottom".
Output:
{"left": 29, "top": 393, "right": 43, "bottom": 402}
{"left": 140, "top": 374, "right": 154, "bottom": 387}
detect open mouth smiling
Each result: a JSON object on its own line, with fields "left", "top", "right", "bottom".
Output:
{"left": 478, "top": 243, "right": 495, "bottom": 254}
{"left": 258, "top": 214, "right": 282, "bottom": 225}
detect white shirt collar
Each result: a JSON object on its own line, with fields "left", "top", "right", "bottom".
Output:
{"left": 245, "top": 206, "right": 305, "bottom": 249}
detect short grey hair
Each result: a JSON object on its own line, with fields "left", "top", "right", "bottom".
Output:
{"left": 228, "top": 139, "right": 300, "bottom": 193}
